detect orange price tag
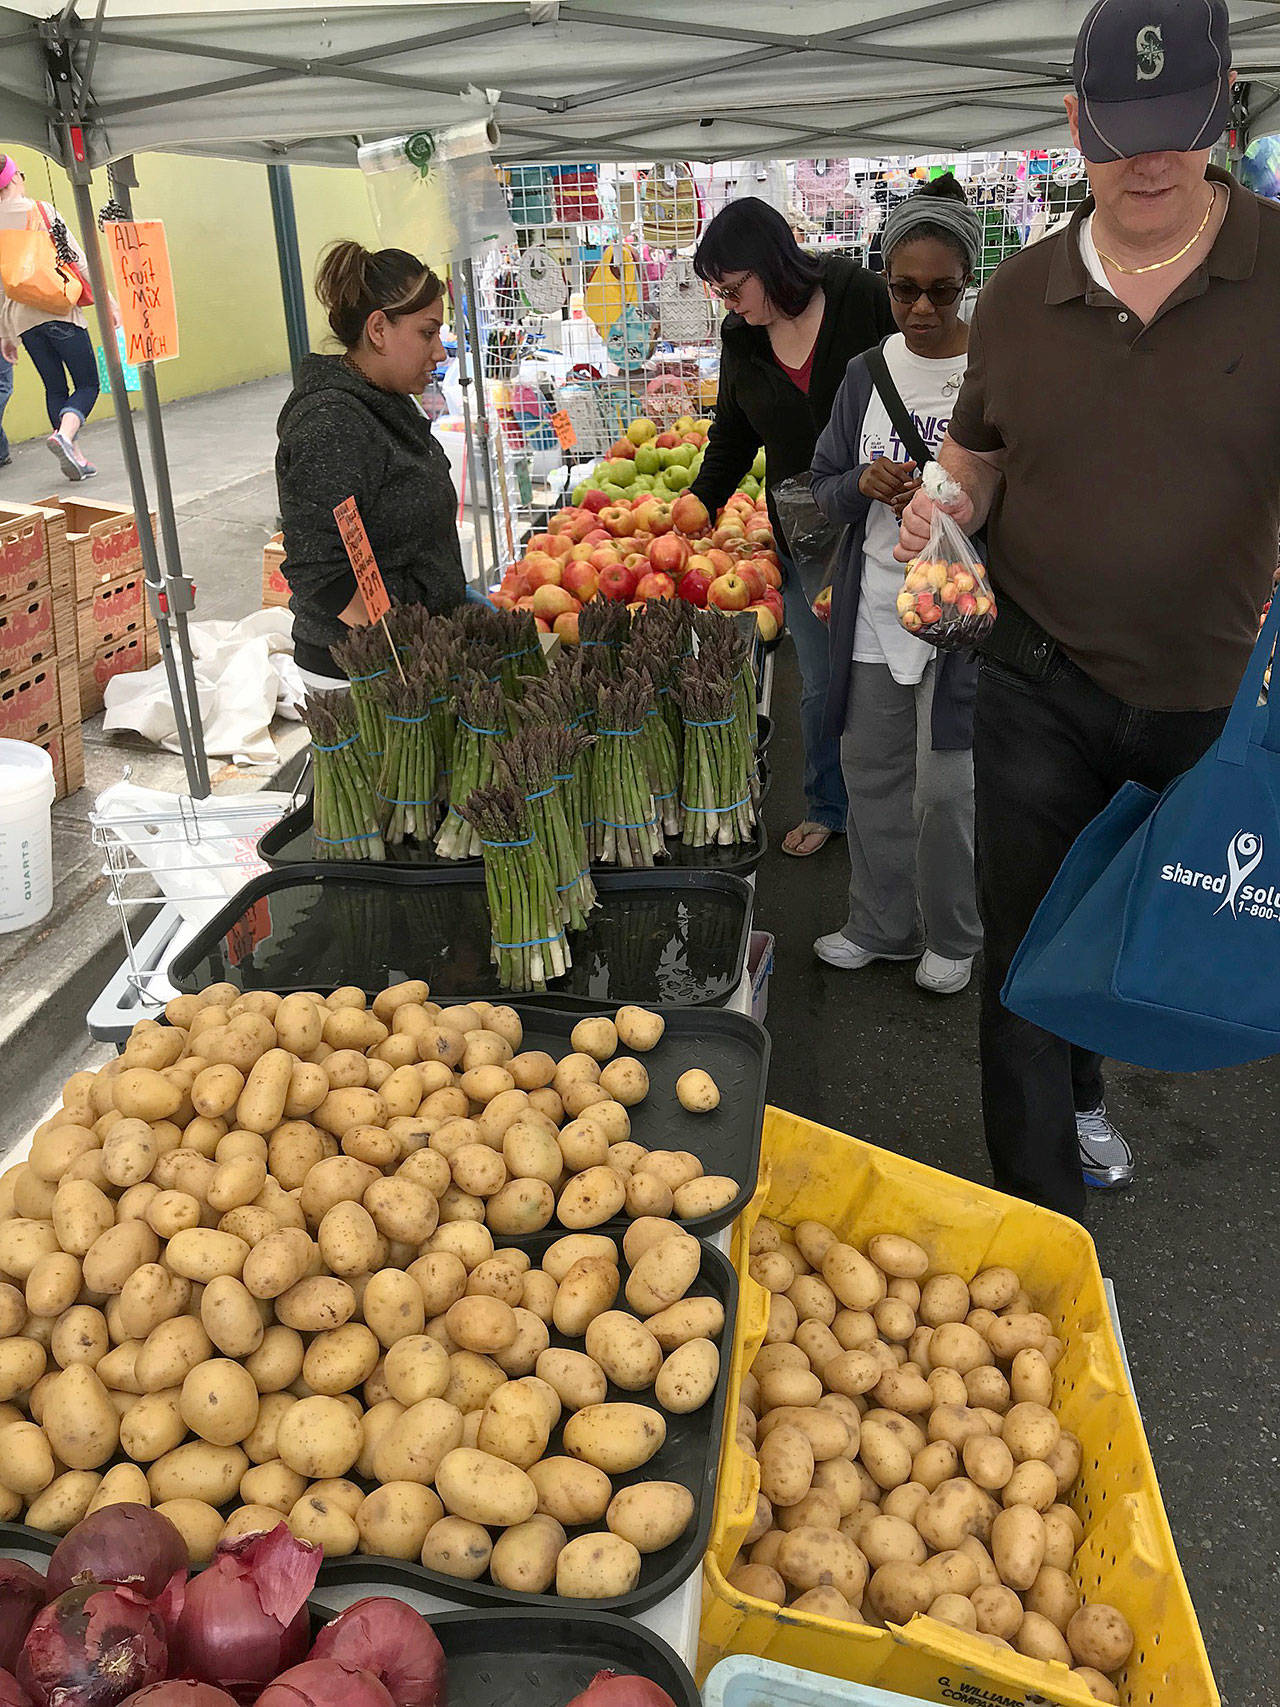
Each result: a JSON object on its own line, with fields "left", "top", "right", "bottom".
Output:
{"left": 224, "top": 897, "right": 272, "bottom": 966}
{"left": 104, "top": 220, "right": 179, "bottom": 363}
{"left": 333, "top": 496, "right": 391, "bottom": 624}
{"left": 550, "top": 409, "right": 577, "bottom": 449}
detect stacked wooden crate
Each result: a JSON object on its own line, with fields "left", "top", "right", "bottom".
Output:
{"left": 0, "top": 501, "right": 83, "bottom": 797}
{"left": 35, "top": 496, "right": 159, "bottom": 717}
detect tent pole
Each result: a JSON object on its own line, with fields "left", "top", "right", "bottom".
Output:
{"left": 447, "top": 271, "right": 484, "bottom": 587}
{"left": 106, "top": 160, "right": 211, "bottom": 797}
{"left": 61, "top": 170, "right": 209, "bottom": 797}
{"left": 266, "top": 163, "right": 310, "bottom": 381}
{"left": 462, "top": 257, "right": 503, "bottom": 571}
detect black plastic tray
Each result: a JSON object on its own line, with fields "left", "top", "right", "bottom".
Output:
{"left": 506, "top": 1005, "right": 767, "bottom": 1236}
{"left": 0, "top": 1238, "right": 737, "bottom": 1619}
{"left": 170, "top": 866, "right": 754, "bottom": 1010}
{"left": 0, "top": 1531, "right": 699, "bottom": 1707}
{"left": 258, "top": 790, "right": 767, "bottom": 879}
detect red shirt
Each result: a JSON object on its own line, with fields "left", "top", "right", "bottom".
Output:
{"left": 775, "top": 347, "right": 815, "bottom": 394}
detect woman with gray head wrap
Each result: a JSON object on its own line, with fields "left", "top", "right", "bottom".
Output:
{"left": 881, "top": 173, "right": 983, "bottom": 276}
{"left": 806, "top": 169, "right": 982, "bottom": 996}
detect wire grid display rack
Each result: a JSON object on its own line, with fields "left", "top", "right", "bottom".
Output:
{"left": 89, "top": 780, "right": 298, "bottom": 1005}
{"left": 479, "top": 150, "right": 1087, "bottom": 542}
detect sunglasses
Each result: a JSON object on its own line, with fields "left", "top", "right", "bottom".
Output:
{"left": 710, "top": 271, "right": 753, "bottom": 305}
{"left": 887, "top": 279, "right": 966, "bottom": 307}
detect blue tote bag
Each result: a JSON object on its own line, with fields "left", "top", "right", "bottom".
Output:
{"left": 1004, "top": 595, "right": 1280, "bottom": 1072}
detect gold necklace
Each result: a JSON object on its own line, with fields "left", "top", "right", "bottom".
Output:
{"left": 1094, "top": 187, "right": 1217, "bottom": 275}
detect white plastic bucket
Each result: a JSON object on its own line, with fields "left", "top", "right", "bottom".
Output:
{"left": 0, "top": 737, "right": 56, "bottom": 933}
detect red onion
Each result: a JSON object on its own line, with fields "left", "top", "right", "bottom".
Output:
{"left": 47, "top": 1509, "right": 188, "bottom": 1604}
{"left": 122, "top": 1684, "right": 239, "bottom": 1707}
{"left": 18, "top": 1582, "right": 167, "bottom": 1707}
{"left": 0, "top": 1563, "right": 49, "bottom": 1672}
{"left": 308, "top": 1600, "right": 445, "bottom": 1707}
{"left": 255, "top": 1661, "right": 396, "bottom": 1707}
{"left": 563, "top": 1674, "right": 678, "bottom": 1707}
{"left": 0, "top": 1668, "right": 32, "bottom": 1707}
{"left": 170, "top": 1525, "right": 320, "bottom": 1705}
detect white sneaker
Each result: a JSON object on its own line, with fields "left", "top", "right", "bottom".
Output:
{"left": 814, "top": 932, "right": 914, "bottom": 971}
{"left": 915, "top": 951, "right": 973, "bottom": 994}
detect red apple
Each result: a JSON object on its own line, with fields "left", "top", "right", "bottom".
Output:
{"left": 707, "top": 572, "right": 751, "bottom": 611}
{"left": 598, "top": 563, "right": 638, "bottom": 602}
{"left": 681, "top": 434, "right": 703, "bottom": 447}
{"left": 635, "top": 570, "right": 676, "bottom": 601}
{"left": 622, "top": 551, "right": 647, "bottom": 569}
{"left": 812, "top": 586, "right": 832, "bottom": 624}
{"left": 532, "top": 583, "right": 578, "bottom": 619}
{"left": 677, "top": 567, "right": 714, "bottom": 608}
{"left": 746, "top": 524, "right": 774, "bottom": 548}
{"left": 607, "top": 439, "right": 637, "bottom": 460}
{"left": 599, "top": 505, "right": 637, "bottom": 539}
{"left": 488, "top": 591, "right": 516, "bottom": 611}
{"left": 553, "top": 610, "right": 581, "bottom": 644}
{"left": 746, "top": 601, "right": 779, "bottom": 642}
{"left": 523, "top": 555, "right": 563, "bottom": 590}
{"left": 563, "top": 561, "right": 601, "bottom": 602}
{"left": 736, "top": 564, "right": 766, "bottom": 603}
{"left": 580, "top": 489, "right": 612, "bottom": 515}
{"left": 583, "top": 527, "right": 611, "bottom": 545}
{"left": 515, "top": 595, "right": 537, "bottom": 612}
{"left": 568, "top": 542, "right": 596, "bottom": 563}
{"left": 535, "top": 616, "right": 552, "bottom": 633}
{"left": 762, "top": 587, "right": 784, "bottom": 624}
{"left": 587, "top": 544, "right": 620, "bottom": 573}
{"left": 758, "top": 559, "right": 783, "bottom": 590}
{"left": 671, "top": 492, "right": 710, "bottom": 537}
{"left": 648, "top": 534, "right": 691, "bottom": 577}
{"left": 704, "top": 548, "right": 736, "bottom": 578}
{"left": 655, "top": 431, "right": 680, "bottom": 449}
{"left": 640, "top": 500, "right": 675, "bottom": 536}
{"left": 712, "top": 521, "right": 746, "bottom": 548}
{"left": 684, "top": 553, "right": 716, "bottom": 581}
{"left": 501, "top": 572, "right": 531, "bottom": 600}
{"left": 724, "top": 493, "right": 755, "bottom": 518}
{"left": 551, "top": 510, "right": 594, "bottom": 543}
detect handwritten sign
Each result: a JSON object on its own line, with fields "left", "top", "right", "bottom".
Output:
{"left": 333, "top": 497, "right": 391, "bottom": 623}
{"left": 105, "top": 220, "right": 179, "bottom": 364}
{"left": 550, "top": 409, "right": 577, "bottom": 450}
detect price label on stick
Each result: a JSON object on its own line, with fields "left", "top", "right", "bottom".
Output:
{"left": 333, "top": 496, "right": 406, "bottom": 680}
{"left": 550, "top": 409, "right": 577, "bottom": 449}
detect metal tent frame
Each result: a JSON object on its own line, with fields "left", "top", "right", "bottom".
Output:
{"left": 2, "top": 0, "right": 1278, "bottom": 793}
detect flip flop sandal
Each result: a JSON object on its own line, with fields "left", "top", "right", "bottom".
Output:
{"left": 783, "top": 821, "right": 833, "bottom": 857}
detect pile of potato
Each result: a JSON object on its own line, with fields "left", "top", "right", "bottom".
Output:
{"left": 727, "top": 1217, "right": 1134, "bottom": 1705}
{"left": 0, "top": 982, "right": 735, "bottom": 1596}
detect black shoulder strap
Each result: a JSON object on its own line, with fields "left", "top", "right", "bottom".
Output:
{"left": 864, "top": 342, "right": 932, "bottom": 469}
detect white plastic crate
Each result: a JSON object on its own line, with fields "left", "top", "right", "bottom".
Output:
{"left": 705, "top": 1656, "right": 934, "bottom": 1707}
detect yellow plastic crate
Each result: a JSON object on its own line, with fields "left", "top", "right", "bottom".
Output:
{"left": 699, "top": 1107, "right": 1217, "bottom": 1707}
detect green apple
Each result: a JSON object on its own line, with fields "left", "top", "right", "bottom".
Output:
{"left": 739, "top": 475, "right": 761, "bottom": 499}
{"left": 603, "top": 458, "right": 636, "bottom": 482}
{"left": 631, "top": 473, "right": 655, "bottom": 493}
{"left": 667, "top": 444, "right": 695, "bottom": 469}
{"left": 751, "top": 449, "right": 766, "bottom": 480}
{"left": 571, "top": 480, "right": 590, "bottom": 505}
{"left": 663, "top": 464, "right": 692, "bottom": 490}
{"left": 600, "top": 482, "right": 630, "bottom": 505}
{"left": 634, "top": 442, "right": 661, "bottom": 476}
{"left": 657, "top": 446, "right": 677, "bottom": 470}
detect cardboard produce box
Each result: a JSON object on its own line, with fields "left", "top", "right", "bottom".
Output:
{"left": 34, "top": 495, "right": 156, "bottom": 601}
{"left": 0, "top": 583, "right": 71, "bottom": 680}
{"left": 37, "top": 720, "right": 86, "bottom": 800}
{"left": 0, "top": 503, "right": 53, "bottom": 604}
{"left": 0, "top": 658, "right": 78, "bottom": 743}
{"left": 76, "top": 570, "right": 150, "bottom": 656}
{"left": 79, "top": 631, "right": 147, "bottom": 718}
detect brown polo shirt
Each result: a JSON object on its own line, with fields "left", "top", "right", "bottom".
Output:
{"left": 949, "top": 167, "right": 1280, "bottom": 709}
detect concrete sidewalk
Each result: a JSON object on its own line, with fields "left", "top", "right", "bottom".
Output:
{"left": 0, "top": 374, "right": 307, "bottom": 1047}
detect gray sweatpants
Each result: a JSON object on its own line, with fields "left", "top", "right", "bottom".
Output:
{"left": 839, "top": 659, "right": 982, "bottom": 961}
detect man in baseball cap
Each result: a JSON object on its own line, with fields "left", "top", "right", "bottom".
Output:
{"left": 893, "top": 0, "right": 1280, "bottom": 1219}
{"left": 1073, "top": 0, "right": 1232, "bottom": 163}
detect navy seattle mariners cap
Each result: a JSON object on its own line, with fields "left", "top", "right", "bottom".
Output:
{"left": 1072, "top": 0, "right": 1232, "bottom": 162}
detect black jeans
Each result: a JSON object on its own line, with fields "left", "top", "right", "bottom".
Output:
{"left": 21, "top": 319, "right": 100, "bottom": 429}
{"left": 973, "top": 653, "right": 1229, "bottom": 1219}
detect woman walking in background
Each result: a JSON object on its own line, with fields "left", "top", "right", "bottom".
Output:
{"left": 276, "top": 240, "right": 466, "bottom": 692}
{"left": 810, "top": 174, "right": 983, "bottom": 994}
{"left": 689, "top": 197, "right": 894, "bottom": 858}
{"left": 0, "top": 153, "right": 111, "bottom": 480}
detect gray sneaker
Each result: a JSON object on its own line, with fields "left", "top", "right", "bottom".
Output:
{"left": 1076, "top": 1104, "right": 1133, "bottom": 1189}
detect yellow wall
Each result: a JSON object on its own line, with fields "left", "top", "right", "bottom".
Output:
{"left": 1, "top": 147, "right": 377, "bottom": 443}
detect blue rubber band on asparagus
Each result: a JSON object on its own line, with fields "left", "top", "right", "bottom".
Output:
{"left": 680, "top": 794, "right": 751, "bottom": 812}
{"left": 314, "top": 829, "right": 381, "bottom": 845}
{"left": 493, "top": 932, "right": 565, "bottom": 949}
{"left": 312, "top": 735, "right": 358, "bottom": 753}
{"left": 480, "top": 834, "right": 536, "bottom": 849}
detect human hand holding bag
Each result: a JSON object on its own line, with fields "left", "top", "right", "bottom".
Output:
{"left": 1004, "top": 594, "right": 1280, "bottom": 1071}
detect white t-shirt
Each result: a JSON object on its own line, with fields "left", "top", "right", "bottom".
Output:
{"left": 853, "top": 333, "right": 967, "bottom": 685}
{"left": 1077, "top": 214, "right": 1111, "bottom": 290}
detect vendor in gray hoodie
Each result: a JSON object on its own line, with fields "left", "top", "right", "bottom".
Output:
{"left": 275, "top": 240, "right": 465, "bottom": 687}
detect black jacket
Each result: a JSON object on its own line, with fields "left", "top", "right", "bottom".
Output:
{"left": 810, "top": 347, "right": 977, "bottom": 752}
{"left": 276, "top": 354, "right": 466, "bottom": 675}
{"left": 689, "top": 255, "right": 894, "bottom": 542}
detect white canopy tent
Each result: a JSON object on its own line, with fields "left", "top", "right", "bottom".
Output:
{"left": 2, "top": 0, "right": 1279, "bottom": 792}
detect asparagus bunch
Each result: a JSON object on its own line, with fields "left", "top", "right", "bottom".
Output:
{"left": 578, "top": 597, "right": 632, "bottom": 672}
{"left": 521, "top": 662, "right": 595, "bottom": 859}
{"left": 590, "top": 670, "right": 662, "bottom": 868}
{"left": 676, "top": 654, "right": 757, "bottom": 847}
{"left": 306, "top": 690, "right": 385, "bottom": 861}
{"left": 493, "top": 607, "right": 547, "bottom": 698}
{"left": 498, "top": 724, "right": 597, "bottom": 931}
{"left": 332, "top": 627, "right": 393, "bottom": 772}
{"left": 464, "top": 783, "right": 569, "bottom": 992}
{"left": 375, "top": 667, "right": 442, "bottom": 845}
{"left": 383, "top": 601, "right": 442, "bottom": 663}
{"left": 693, "top": 610, "right": 760, "bottom": 801}
{"left": 417, "top": 626, "right": 458, "bottom": 811}
{"left": 435, "top": 674, "right": 507, "bottom": 859}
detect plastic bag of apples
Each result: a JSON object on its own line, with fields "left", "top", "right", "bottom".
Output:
{"left": 897, "top": 500, "right": 997, "bottom": 650}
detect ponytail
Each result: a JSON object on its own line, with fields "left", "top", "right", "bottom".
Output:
{"left": 315, "top": 239, "right": 444, "bottom": 348}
